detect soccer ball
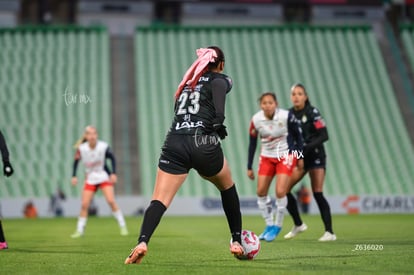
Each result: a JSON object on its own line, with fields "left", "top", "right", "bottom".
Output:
{"left": 231, "top": 229, "right": 261, "bottom": 260}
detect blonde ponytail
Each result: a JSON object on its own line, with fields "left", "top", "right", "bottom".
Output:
{"left": 73, "top": 134, "right": 87, "bottom": 149}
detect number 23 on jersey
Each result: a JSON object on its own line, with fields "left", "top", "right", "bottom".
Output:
{"left": 176, "top": 91, "right": 201, "bottom": 115}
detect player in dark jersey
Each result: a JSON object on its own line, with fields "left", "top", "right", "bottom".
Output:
{"left": 0, "top": 130, "right": 14, "bottom": 250}
{"left": 284, "top": 83, "right": 336, "bottom": 241}
{"left": 125, "top": 46, "right": 244, "bottom": 264}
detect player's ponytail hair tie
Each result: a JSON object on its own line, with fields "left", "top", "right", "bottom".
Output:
{"left": 73, "top": 134, "right": 87, "bottom": 149}
{"left": 175, "top": 48, "right": 218, "bottom": 99}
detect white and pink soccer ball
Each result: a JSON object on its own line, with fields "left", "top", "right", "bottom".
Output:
{"left": 231, "top": 229, "right": 261, "bottom": 260}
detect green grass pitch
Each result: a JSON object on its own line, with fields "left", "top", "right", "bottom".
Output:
{"left": 1, "top": 214, "right": 413, "bottom": 274}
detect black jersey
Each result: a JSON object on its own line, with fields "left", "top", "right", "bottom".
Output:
{"left": 169, "top": 71, "right": 232, "bottom": 135}
{"left": 290, "top": 104, "right": 328, "bottom": 157}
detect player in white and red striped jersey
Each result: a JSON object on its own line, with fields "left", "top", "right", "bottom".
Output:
{"left": 70, "top": 125, "right": 128, "bottom": 238}
{"left": 247, "top": 92, "right": 303, "bottom": 242}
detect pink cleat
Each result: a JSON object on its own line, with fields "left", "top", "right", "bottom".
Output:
{"left": 0, "top": 242, "right": 8, "bottom": 250}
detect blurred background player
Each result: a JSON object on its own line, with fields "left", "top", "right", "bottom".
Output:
{"left": 49, "top": 187, "right": 66, "bottom": 217}
{"left": 284, "top": 83, "right": 336, "bottom": 241}
{"left": 0, "top": 130, "right": 14, "bottom": 250}
{"left": 247, "top": 92, "right": 303, "bottom": 242}
{"left": 71, "top": 126, "right": 128, "bottom": 238}
{"left": 125, "top": 46, "right": 244, "bottom": 264}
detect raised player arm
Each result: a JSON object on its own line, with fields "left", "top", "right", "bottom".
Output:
{"left": 105, "top": 147, "right": 116, "bottom": 174}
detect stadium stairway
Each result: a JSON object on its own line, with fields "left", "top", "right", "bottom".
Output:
{"left": 401, "top": 24, "right": 414, "bottom": 81}
{"left": 110, "top": 36, "right": 140, "bottom": 195}
{"left": 400, "top": 24, "right": 414, "bottom": 116}
{"left": 376, "top": 22, "right": 414, "bottom": 144}
{"left": 134, "top": 25, "right": 414, "bottom": 198}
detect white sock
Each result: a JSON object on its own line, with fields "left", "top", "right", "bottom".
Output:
{"left": 257, "top": 196, "right": 274, "bottom": 226}
{"left": 113, "top": 210, "right": 126, "bottom": 228}
{"left": 76, "top": 217, "right": 87, "bottom": 233}
{"left": 275, "top": 196, "right": 287, "bottom": 227}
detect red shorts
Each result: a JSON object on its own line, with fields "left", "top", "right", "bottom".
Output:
{"left": 258, "top": 155, "right": 297, "bottom": 177}
{"left": 84, "top": 181, "right": 113, "bottom": 192}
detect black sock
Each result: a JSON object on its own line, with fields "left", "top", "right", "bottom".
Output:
{"left": 138, "top": 200, "right": 167, "bottom": 244}
{"left": 287, "top": 193, "right": 303, "bottom": 226}
{"left": 313, "top": 192, "right": 333, "bottom": 234}
{"left": 220, "top": 184, "right": 242, "bottom": 244}
{"left": 0, "top": 220, "right": 6, "bottom": 242}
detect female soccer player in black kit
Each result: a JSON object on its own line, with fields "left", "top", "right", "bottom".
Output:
{"left": 0, "top": 130, "right": 14, "bottom": 250}
{"left": 125, "top": 46, "right": 244, "bottom": 264}
{"left": 284, "top": 84, "right": 336, "bottom": 241}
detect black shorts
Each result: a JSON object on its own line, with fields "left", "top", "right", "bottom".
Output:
{"left": 304, "top": 147, "right": 326, "bottom": 171}
{"left": 158, "top": 133, "right": 224, "bottom": 177}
